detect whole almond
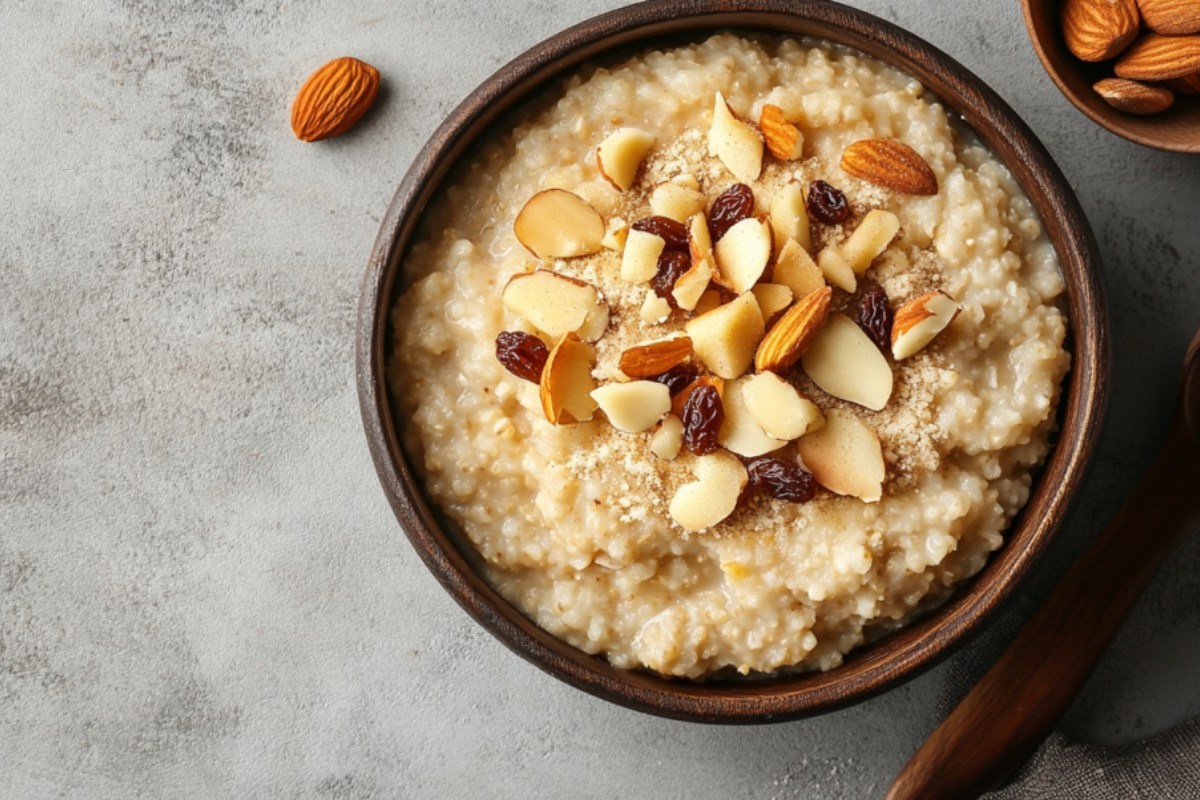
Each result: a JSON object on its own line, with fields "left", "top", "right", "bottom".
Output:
{"left": 1167, "top": 71, "right": 1200, "bottom": 94}
{"left": 1115, "top": 34, "right": 1200, "bottom": 80}
{"left": 840, "top": 139, "right": 938, "bottom": 196}
{"left": 758, "top": 104, "right": 804, "bottom": 160}
{"left": 619, "top": 337, "right": 694, "bottom": 378}
{"left": 1094, "top": 77, "right": 1176, "bottom": 114}
{"left": 291, "top": 56, "right": 380, "bottom": 142}
{"left": 1137, "top": 0, "right": 1200, "bottom": 35}
{"left": 1061, "top": 0, "right": 1140, "bottom": 62}
{"left": 755, "top": 286, "right": 833, "bottom": 373}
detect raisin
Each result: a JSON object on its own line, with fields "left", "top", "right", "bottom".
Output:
{"left": 681, "top": 384, "right": 724, "bottom": 455}
{"left": 855, "top": 284, "right": 894, "bottom": 353}
{"left": 806, "top": 180, "right": 850, "bottom": 225}
{"left": 632, "top": 215, "right": 689, "bottom": 251}
{"left": 708, "top": 183, "right": 755, "bottom": 241}
{"left": 495, "top": 330, "right": 549, "bottom": 383}
{"left": 746, "top": 457, "right": 818, "bottom": 503}
{"left": 650, "top": 364, "right": 698, "bottom": 396}
{"left": 651, "top": 250, "right": 691, "bottom": 304}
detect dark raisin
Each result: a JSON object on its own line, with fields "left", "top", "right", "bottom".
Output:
{"left": 495, "top": 330, "right": 548, "bottom": 383}
{"left": 746, "top": 457, "right": 818, "bottom": 503}
{"left": 806, "top": 180, "right": 850, "bottom": 225}
{"left": 708, "top": 183, "right": 755, "bottom": 241}
{"left": 681, "top": 384, "right": 724, "bottom": 456}
{"left": 651, "top": 250, "right": 691, "bottom": 304}
{"left": 632, "top": 215, "right": 689, "bottom": 251}
{"left": 855, "top": 284, "right": 894, "bottom": 353}
{"left": 650, "top": 364, "right": 698, "bottom": 396}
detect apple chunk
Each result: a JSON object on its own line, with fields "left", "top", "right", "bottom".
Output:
{"left": 708, "top": 92, "right": 763, "bottom": 183}
{"left": 684, "top": 292, "right": 764, "bottom": 380}
{"left": 801, "top": 314, "right": 893, "bottom": 411}
{"left": 621, "top": 229, "right": 666, "bottom": 283}
{"left": 502, "top": 270, "right": 609, "bottom": 342}
{"left": 650, "top": 182, "right": 708, "bottom": 222}
{"left": 595, "top": 127, "right": 656, "bottom": 192}
{"left": 797, "top": 409, "right": 885, "bottom": 502}
{"left": 668, "top": 450, "right": 749, "bottom": 531}
{"left": 513, "top": 189, "right": 605, "bottom": 259}
{"left": 750, "top": 283, "right": 793, "bottom": 323}
{"left": 714, "top": 217, "right": 772, "bottom": 294}
{"left": 717, "top": 376, "right": 787, "bottom": 458}
{"left": 769, "top": 182, "right": 810, "bottom": 253}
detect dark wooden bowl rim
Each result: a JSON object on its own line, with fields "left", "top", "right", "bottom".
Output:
{"left": 357, "top": 0, "right": 1109, "bottom": 723}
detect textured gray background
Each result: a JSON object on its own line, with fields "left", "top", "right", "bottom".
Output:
{"left": 2, "top": 1, "right": 1199, "bottom": 798}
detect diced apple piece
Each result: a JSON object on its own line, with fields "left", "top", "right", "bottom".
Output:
{"left": 684, "top": 292, "right": 764, "bottom": 380}
{"left": 751, "top": 283, "right": 793, "bottom": 324}
{"left": 601, "top": 217, "right": 629, "bottom": 251}
{"left": 742, "top": 372, "right": 824, "bottom": 441}
{"left": 591, "top": 381, "right": 671, "bottom": 433}
{"left": 842, "top": 210, "right": 900, "bottom": 275}
{"left": 668, "top": 450, "right": 749, "bottom": 531}
{"left": 595, "top": 127, "right": 656, "bottom": 192}
{"left": 769, "top": 182, "right": 810, "bottom": 253}
{"left": 708, "top": 92, "right": 764, "bottom": 183}
{"left": 801, "top": 314, "right": 893, "bottom": 411}
{"left": 797, "top": 409, "right": 885, "bottom": 502}
{"left": 502, "top": 270, "right": 609, "bottom": 342}
{"left": 621, "top": 228, "right": 666, "bottom": 283}
{"left": 717, "top": 377, "right": 787, "bottom": 458}
{"left": 773, "top": 239, "right": 825, "bottom": 298}
{"left": 513, "top": 189, "right": 605, "bottom": 258}
{"left": 539, "top": 333, "right": 598, "bottom": 424}
{"left": 817, "top": 247, "right": 857, "bottom": 293}
{"left": 650, "top": 182, "right": 708, "bottom": 223}
{"left": 714, "top": 217, "right": 772, "bottom": 294}
{"left": 640, "top": 291, "right": 671, "bottom": 324}
{"left": 892, "top": 290, "right": 960, "bottom": 360}
{"left": 650, "top": 415, "right": 684, "bottom": 460}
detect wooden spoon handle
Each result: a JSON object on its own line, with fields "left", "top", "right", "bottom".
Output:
{"left": 887, "top": 423, "right": 1200, "bottom": 800}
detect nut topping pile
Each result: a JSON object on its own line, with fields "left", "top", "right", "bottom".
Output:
{"left": 492, "top": 93, "right": 962, "bottom": 531}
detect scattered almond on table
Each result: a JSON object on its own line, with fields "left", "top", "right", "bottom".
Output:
{"left": 290, "top": 56, "right": 380, "bottom": 141}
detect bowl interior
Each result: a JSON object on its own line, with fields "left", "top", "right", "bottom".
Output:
{"left": 1022, "top": 0, "right": 1200, "bottom": 153}
{"left": 358, "top": 0, "right": 1108, "bottom": 723}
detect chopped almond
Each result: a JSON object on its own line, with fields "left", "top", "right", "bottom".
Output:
{"left": 622, "top": 229, "right": 666, "bottom": 283}
{"left": 714, "top": 217, "right": 772, "bottom": 294}
{"left": 773, "top": 239, "right": 825, "bottom": 298}
{"left": 650, "top": 182, "right": 708, "bottom": 222}
{"left": 801, "top": 314, "right": 893, "bottom": 411}
{"left": 502, "top": 270, "right": 609, "bottom": 342}
{"left": 742, "top": 372, "right": 824, "bottom": 441}
{"left": 769, "top": 182, "right": 811, "bottom": 253}
{"left": 668, "top": 450, "right": 749, "bottom": 531}
{"left": 513, "top": 189, "right": 605, "bottom": 258}
{"left": 596, "top": 127, "right": 656, "bottom": 192}
{"left": 591, "top": 381, "right": 671, "bottom": 433}
{"left": 797, "top": 409, "right": 885, "bottom": 502}
{"left": 892, "top": 290, "right": 960, "bottom": 359}
{"left": 601, "top": 217, "right": 629, "bottom": 251}
{"left": 817, "top": 247, "right": 857, "bottom": 293}
{"left": 684, "top": 293, "right": 765, "bottom": 380}
{"left": 750, "top": 283, "right": 794, "bottom": 323}
{"left": 841, "top": 210, "right": 900, "bottom": 274}
{"left": 650, "top": 415, "right": 684, "bottom": 460}
{"left": 674, "top": 214, "right": 715, "bottom": 311}
{"left": 640, "top": 291, "right": 672, "bottom": 324}
{"left": 717, "top": 376, "right": 788, "bottom": 458}
{"left": 539, "top": 333, "right": 598, "bottom": 424}
{"left": 708, "top": 92, "right": 764, "bottom": 183}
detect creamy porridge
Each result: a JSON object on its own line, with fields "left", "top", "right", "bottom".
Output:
{"left": 389, "top": 34, "right": 1069, "bottom": 678}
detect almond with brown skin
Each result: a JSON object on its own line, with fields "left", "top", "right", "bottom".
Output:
{"left": 755, "top": 286, "right": 833, "bottom": 373}
{"left": 1094, "top": 78, "right": 1176, "bottom": 114}
{"left": 291, "top": 57, "right": 380, "bottom": 142}
{"left": 619, "top": 337, "right": 694, "bottom": 378}
{"left": 1061, "top": 0, "right": 1140, "bottom": 62}
{"left": 1168, "top": 71, "right": 1200, "bottom": 94}
{"left": 840, "top": 139, "right": 938, "bottom": 196}
{"left": 1116, "top": 35, "right": 1200, "bottom": 80}
{"left": 1138, "top": 0, "right": 1200, "bottom": 35}
{"left": 758, "top": 104, "right": 804, "bottom": 160}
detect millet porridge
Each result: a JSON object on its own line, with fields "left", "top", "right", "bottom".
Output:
{"left": 389, "top": 34, "right": 1070, "bottom": 678}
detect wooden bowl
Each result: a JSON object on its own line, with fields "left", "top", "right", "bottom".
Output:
{"left": 1022, "top": 0, "right": 1200, "bottom": 153}
{"left": 357, "top": 0, "right": 1109, "bottom": 722}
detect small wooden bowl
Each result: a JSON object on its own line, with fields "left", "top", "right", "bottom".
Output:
{"left": 358, "top": 0, "right": 1109, "bottom": 722}
{"left": 1022, "top": 0, "right": 1200, "bottom": 153}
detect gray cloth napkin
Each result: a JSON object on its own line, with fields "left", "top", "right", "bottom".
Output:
{"left": 983, "top": 718, "right": 1200, "bottom": 799}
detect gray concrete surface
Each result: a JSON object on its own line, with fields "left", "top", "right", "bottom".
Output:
{"left": 2, "top": 1, "right": 1199, "bottom": 798}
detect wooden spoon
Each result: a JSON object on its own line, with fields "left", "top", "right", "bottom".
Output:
{"left": 887, "top": 328, "right": 1200, "bottom": 800}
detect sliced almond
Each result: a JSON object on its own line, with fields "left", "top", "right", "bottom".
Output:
{"left": 841, "top": 210, "right": 900, "bottom": 275}
{"left": 754, "top": 286, "right": 832, "bottom": 373}
{"left": 891, "top": 290, "right": 960, "bottom": 360}
{"left": 640, "top": 291, "right": 672, "bottom": 324}
{"left": 773, "top": 239, "right": 825, "bottom": 298}
{"left": 717, "top": 376, "right": 788, "bottom": 458}
{"left": 758, "top": 104, "right": 804, "bottom": 160}
{"left": 619, "top": 336, "right": 693, "bottom": 378}
{"left": 621, "top": 228, "right": 666, "bottom": 283}
{"left": 742, "top": 372, "right": 824, "bottom": 441}
{"left": 714, "top": 217, "right": 772, "bottom": 294}
{"left": 591, "top": 380, "right": 671, "bottom": 433}
{"left": 694, "top": 288, "right": 723, "bottom": 316}
{"left": 769, "top": 182, "right": 811, "bottom": 253}
{"left": 801, "top": 314, "right": 893, "bottom": 411}
{"left": 797, "top": 409, "right": 884, "bottom": 503}
{"left": 539, "top": 333, "right": 598, "bottom": 424}
{"left": 708, "top": 92, "right": 764, "bottom": 183}
{"left": 841, "top": 139, "right": 938, "bottom": 196}
{"left": 817, "top": 247, "right": 857, "bottom": 293}
{"left": 502, "top": 270, "right": 609, "bottom": 342}
{"left": 650, "top": 182, "right": 708, "bottom": 223}
{"left": 668, "top": 450, "right": 749, "bottom": 531}
{"left": 595, "top": 127, "right": 656, "bottom": 192}
{"left": 671, "top": 375, "right": 724, "bottom": 419}
{"left": 684, "top": 292, "right": 765, "bottom": 380}
{"left": 601, "top": 216, "right": 629, "bottom": 251}
{"left": 674, "top": 214, "right": 715, "bottom": 311}
{"left": 650, "top": 415, "right": 684, "bottom": 460}
{"left": 514, "top": 189, "right": 605, "bottom": 258}
{"left": 751, "top": 283, "right": 794, "bottom": 324}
